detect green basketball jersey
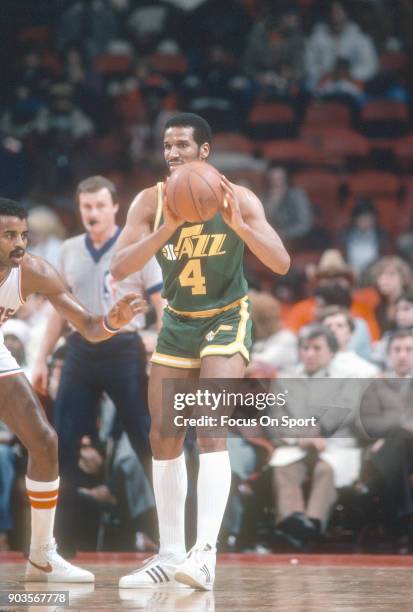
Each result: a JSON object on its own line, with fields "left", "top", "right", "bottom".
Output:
{"left": 154, "top": 182, "right": 248, "bottom": 313}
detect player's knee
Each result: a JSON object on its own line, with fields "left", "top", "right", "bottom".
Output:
{"left": 30, "top": 425, "right": 58, "bottom": 461}
{"left": 150, "top": 431, "right": 183, "bottom": 459}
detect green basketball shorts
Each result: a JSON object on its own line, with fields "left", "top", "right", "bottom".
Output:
{"left": 151, "top": 296, "right": 252, "bottom": 369}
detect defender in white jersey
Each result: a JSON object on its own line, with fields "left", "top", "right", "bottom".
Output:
{"left": 0, "top": 198, "right": 145, "bottom": 582}
{"left": 32, "top": 176, "right": 164, "bottom": 554}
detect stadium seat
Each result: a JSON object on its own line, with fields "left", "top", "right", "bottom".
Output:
{"left": 19, "top": 25, "right": 51, "bottom": 44}
{"left": 114, "top": 90, "right": 144, "bottom": 124}
{"left": 94, "top": 54, "right": 132, "bottom": 75}
{"left": 212, "top": 132, "right": 254, "bottom": 155}
{"left": 395, "top": 134, "right": 413, "bottom": 171}
{"left": 259, "top": 140, "right": 320, "bottom": 167}
{"left": 148, "top": 53, "right": 187, "bottom": 76}
{"left": 360, "top": 100, "right": 409, "bottom": 138}
{"left": 301, "top": 127, "right": 370, "bottom": 168}
{"left": 303, "top": 101, "right": 352, "bottom": 129}
{"left": 379, "top": 51, "right": 410, "bottom": 74}
{"left": 247, "top": 102, "right": 297, "bottom": 140}
{"left": 293, "top": 170, "right": 343, "bottom": 209}
{"left": 225, "top": 168, "right": 266, "bottom": 196}
{"left": 346, "top": 171, "right": 401, "bottom": 199}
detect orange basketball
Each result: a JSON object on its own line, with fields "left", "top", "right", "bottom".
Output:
{"left": 165, "top": 161, "right": 222, "bottom": 223}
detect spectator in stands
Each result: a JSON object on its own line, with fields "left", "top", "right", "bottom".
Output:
{"left": 28, "top": 206, "right": 66, "bottom": 269}
{"left": 243, "top": 6, "right": 305, "bottom": 92}
{"left": 369, "top": 255, "right": 412, "bottom": 335}
{"left": 371, "top": 291, "right": 413, "bottom": 368}
{"left": 269, "top": 325, "right": 339, "bottom": 549}
{"left": 315, "top": 57, "right": 364, "bottom": 106}
{"left": 57, "top": 0, "right": 119, "bottom": 58}
{"left": 339, "top": 199, "right": 390, "bottom": 274}
{"left": 0, "top": 85, "right": 48, "bottom": 140}
{"left": 41, "top": 81, "right": 95, "bottom": 141}
{"left": 314, "top": 283, "right": 373, "bottom": 360}
{"left": 305, "top": 1, "right": 379, "bottom": 85}
{"left": 125, "top": 1, "right": 184, "bottom": 55}
{"left": 180, "top": 43, "right": 253, "bottom": 132}
{"left": 248, "top": 290, "right": 298, "bottom": 373}
{"left": 263, "top": 165, "right": 315, "bottom": 251}
{"left": 183, "top": 0, "right": 252, "bottom": 60}
{"left": 358, "top": 330, "right": 413, "bottom": 548}
{"left": 286, "top": 250, "right": 381, "bottom": 342}
{"left": 0, "top": 137, "right": 30, "bottom": 200}
{"left": 319, "top": 306, "right": 379, "bottom": 377}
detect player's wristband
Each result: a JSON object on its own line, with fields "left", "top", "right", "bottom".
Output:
{"left": 102, "top": 316, "right": 120, "bottom": 334}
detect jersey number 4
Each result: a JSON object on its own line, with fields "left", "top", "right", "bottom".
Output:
{"left": 179, "top": 259, "right": 206, "bottom": 295}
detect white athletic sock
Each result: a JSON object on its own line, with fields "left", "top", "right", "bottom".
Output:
{"left": 26, "top": 476, "right": 60, "bottom": 552}
{"left": 152, "top": 453, "right": 187, "bottom": 560}
{"left": 196, "top": 450, "right": 231, "bottom": 550}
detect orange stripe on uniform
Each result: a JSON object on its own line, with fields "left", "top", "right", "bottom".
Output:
{"left": 30, "top": 498, "right": 58, "bottom": 509}
{"left": 26, "top": 488, "right": 59, "bottom": 499}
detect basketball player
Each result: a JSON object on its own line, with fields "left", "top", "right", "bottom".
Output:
{"left": 111, "top": 113, "right": 290, "bottom": 590}
{"left": 0, "top": 198, "right": 145, "bottom": 582}
{"left": 32, "top": 175, "right": 164, "bottom": 554}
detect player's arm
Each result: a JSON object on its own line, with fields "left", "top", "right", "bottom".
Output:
{"left": 32, "top": 309, "right": 65, "bottom": 395}
{"left": 110, "top": 187, "right": 182, "bottom": 281}
{"left": 221, "top": 176, "right": 290, "bottom": 275}
{"left": 21, "top": 255, "right": 146, "bottom": 343}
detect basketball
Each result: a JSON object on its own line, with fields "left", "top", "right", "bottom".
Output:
{"left": 166, "top": 161, "right": 222, "bottom": 223}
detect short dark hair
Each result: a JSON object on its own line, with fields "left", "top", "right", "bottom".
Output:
{"left": 315, "top": 283, "right": 352, "bottom": 309}
{"left": 0, "top": 198, "right": 28, "bottom": 220}
{"left": 75, "top": 176, "right": 117, "bottom": 203}
{"left": 319, "top": 305, "right": 355, "bottom": 333}
{"left": 387, "top": 329, "right": 413, "bottom": 351}
{"left": 298, "top": 324, "right": 339, "bottom": 353}
{"left": 164, "top": 113, "right": 212, "bottom": 146}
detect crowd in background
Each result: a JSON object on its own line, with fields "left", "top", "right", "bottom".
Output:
{"left": 1, "top": 0, "right": 413, "bottom": 556}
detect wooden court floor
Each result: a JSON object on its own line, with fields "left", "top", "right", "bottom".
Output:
{"left": 1, "top": 553, "right": 413, "bottom": 611}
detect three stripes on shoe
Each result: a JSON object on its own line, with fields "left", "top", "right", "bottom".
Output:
{"left": 200, "top": 564, "right": 211, "bottom": 583}
{"left": 144, "top": 564, "right": 170, "bottom": 584}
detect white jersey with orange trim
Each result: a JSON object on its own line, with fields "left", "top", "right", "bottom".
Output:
{"left": 0, "top": 266, "right": 25, "bottom": 376}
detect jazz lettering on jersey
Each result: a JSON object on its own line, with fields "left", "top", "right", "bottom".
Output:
{"left": 162, "top": 225, "right": 227, "bottom": 296}
{"left": 162, "top": 225, "right": 226, "bottom": 261}
{"left": 0, "top": 307, "right": 16, "bottom": 325}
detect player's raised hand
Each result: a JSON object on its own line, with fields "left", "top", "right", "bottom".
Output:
{"left": 220, "top": 176, "right": 246, "bottom": 233}
{"left": 106, "top": 293, "right": 147, "bottom": 330}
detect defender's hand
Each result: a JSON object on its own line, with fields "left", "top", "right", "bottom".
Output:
{"left": 220, "top": 176, "right": 247, "bottom": 234}
{"left": 32, "top": 361, "right": 49, "bottom": 396}
{"left": 106, "top": 293, "right": 147, "bottom": 330}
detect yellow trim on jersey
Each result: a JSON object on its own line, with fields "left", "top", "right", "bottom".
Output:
{"left": 200, "top": 297, "right": 250, "bottom": 360}
{"left": 153, "top": 182, "right": 164, "bottom": 232}
{"left": 167, "top": 296, "right": 248, "bottom": 319}
{"left": 151, "top": 352, "right": 201, "bottom": 369}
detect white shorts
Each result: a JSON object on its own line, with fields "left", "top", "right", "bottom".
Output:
{"left": 0, "top": 336, "right": 22, "bottom": 378}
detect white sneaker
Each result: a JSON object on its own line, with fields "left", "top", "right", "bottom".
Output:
{"left": 175, "top": 545, "right": 216, "bottom": 591}
{"left": 119, "top": 554, "right": 187, "bottom": 588}
{"left": 25, "top": 539, "right": 94, "bottom": 583}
